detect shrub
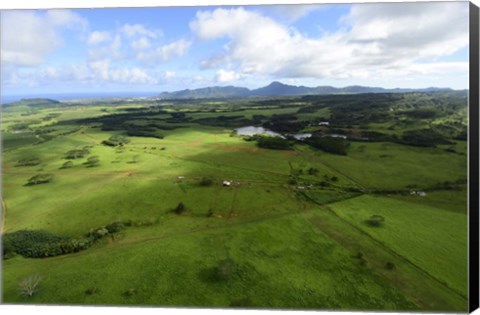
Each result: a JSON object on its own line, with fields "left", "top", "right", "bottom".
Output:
{"left": 60, "top": 161, "right": 74, "bottom": 169}
{"left": 26, "top": 174, "right": 53, "bottom": 186}
{"left": 85, "top": 156, "right": 100, "bottom": 167}
{"left": 212, "top": 259, "right": 237, "bottom": 281}
{"left": 85, "top": 287, "right": 98, "bottom": 295}
{"left": 101, "top": 135, "right": 130, "bottom": 147}
{"left": 105, "top": 222, "right": 125, "bottom": 234}
{"left": 88, "top": 227, "right": 109, "bottom": 240}
{"left": 65, "top": 149, "right": 89, "bottom": 159}
{"left": 199, "top": 177, "right": 214, "bottom": 186}
{"left": 174, "top": 202, "right": 186, "bottom": 214}
{"left": 19, "top": 275, "right": 42, "bottom": 298}
{"left": 366, "top": 215, "right": 385, "bottom": 227}
{"left": 386, "top": 262, "right": 396, "bottom": 270}
{"left": 16, "top": 158, "right": 41, "bottom": 167}
{"left": 230, "top": 297, "right": 254, "bottom": 307}
{"left": 124, "top": 288, "right": 136, "bottom": 297}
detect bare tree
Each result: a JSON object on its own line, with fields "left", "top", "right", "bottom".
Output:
{"left": 19, "top": 275, "right": 42, "bottom": 297}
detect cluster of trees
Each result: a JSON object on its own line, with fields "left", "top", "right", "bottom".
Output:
{"left": 16, "top": 158, "right": 41, "bottom": 167}
{"left": 60, "top": 161, "right": 74, "bottom": 169}
{"left": 126, "top": 129, "right": 164, "bottom": 139}
{"left": 305, "top": 136, "right": 350, "bottom": 155}
{"left": 26, "top": 174, "right": 53, "bottom": 186}
{"left": 3, "top": 222, "right": 130, "bottom": 260}
{"left": 43, "top": 113, "right": 61, "bottom": 121}
{"left": 84, "top": 156, "right": 100, "bottom": 167}
{"left": 3, "top": 230, "right": 90, "bottom": 259}
{"left": 10, "top": 122, "right": 33, "bottom": 131}
{"left": 65, "top": 148, "right": 90, "bottom": 159}
{"left": 256, "top": 136, "right": 291, "bottom": 150}
{"left": 262, "top": 114, "right": 310, "bottom": 133}
{"left": 400, "top": 129, "right": 452, "bottom": 147}
{"left": 101, "top": 135, "right": 130, "bottom": 147}
{"left": 87, "top": 221, "right": 126, "bottom": 240}
{"left": 166, "top": 112, "right": 191, "bottom": 123}
{"left": 400, "top": 108, "right": 437, "bottom": 119}
{"left": 196, "top": 115, "right": 252, "bottom": 128}
{"left": 76, "top": 108, "right": 173, "bottom": 140}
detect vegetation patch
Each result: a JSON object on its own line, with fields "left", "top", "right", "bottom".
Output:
{"left": 16, "top": 158, "right": 41, "bottom": 167}
{"left": 256, "top": 136, "right": 291, "bottom": 150}
{"left": 26, "top": 174, "right": 53, "bottom": 186}
{"left": 305, "top": 136, "right": 350, "bottom": 155}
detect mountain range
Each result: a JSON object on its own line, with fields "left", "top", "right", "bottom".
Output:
{"left": 158, "top": 81, "right": 454, "bottom": 99}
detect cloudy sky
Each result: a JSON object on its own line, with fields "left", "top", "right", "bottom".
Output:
{"left": 0, "top": 1, "right": 470, "bottom": 96}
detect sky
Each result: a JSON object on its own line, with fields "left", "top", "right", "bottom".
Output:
{"left": 0, "top": 1, "right": 471, "bottom": 96}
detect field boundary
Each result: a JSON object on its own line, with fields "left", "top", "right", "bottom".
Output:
{"left": 302, "top": 193, "right": 467, "bottom": 301}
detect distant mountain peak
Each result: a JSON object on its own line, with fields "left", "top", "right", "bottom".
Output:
{"left": 158, "top": 81, "right": 455, "bottom": 99}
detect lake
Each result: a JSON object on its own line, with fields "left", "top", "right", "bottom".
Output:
{"left": 235, "top": 126, "right": 312, "bottom": 140}
{"left": 235, "top": 126, "right": 284, "bottom": 138}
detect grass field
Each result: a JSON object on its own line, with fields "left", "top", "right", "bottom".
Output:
{"left": 1, "top": 93, "right": 469, "bottom": 311}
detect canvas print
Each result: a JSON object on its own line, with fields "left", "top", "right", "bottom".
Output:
{"left": 0, "top": 1, "right": 476, "bottom": 312}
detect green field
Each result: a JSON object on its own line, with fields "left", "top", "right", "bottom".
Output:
{"left": 1, "top": 93, "right": 469, "bottom": 311}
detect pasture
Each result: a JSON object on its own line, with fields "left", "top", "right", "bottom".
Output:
{"left": 1, "top": 92, "right": 469, "bottom": 311}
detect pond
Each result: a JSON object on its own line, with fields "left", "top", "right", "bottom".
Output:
{"left": 292, "top": 133, "right": 312, "bottom": 140}
{"left": 324, "top": 133, "right": 347, "bottom": 139}
{"left": 235, "top": 126, "right": 312, "bottom": 141}
{"left": 235, "top": 126, "right": 284, "bottom": 138}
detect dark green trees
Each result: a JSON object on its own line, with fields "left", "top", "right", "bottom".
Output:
{"left": 26, "top": 174, "right": 53, "bottom": 186}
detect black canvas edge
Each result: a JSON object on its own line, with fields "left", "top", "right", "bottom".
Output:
{"left": 470, "top": 1, "right": 480, "bottom": 313}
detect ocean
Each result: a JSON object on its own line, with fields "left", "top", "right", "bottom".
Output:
{"left": 1, "top": 91, "right": 160, "bottom": 104}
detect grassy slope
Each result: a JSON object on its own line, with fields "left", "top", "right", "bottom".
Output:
{"left": 327, "top": 195, "right": 468, "bottom": 296}
{"left": 2, "top": 215, "right": 416, "bottom": 310}
{"left": 1, "top": 101, "right": 469, "bottom": 311}
{"left": 310, "top": 142, "right": 466, "bottom": 190}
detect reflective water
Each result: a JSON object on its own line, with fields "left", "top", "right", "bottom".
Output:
{"left": 235, "top": 126, "right": 284, "bottom": 138}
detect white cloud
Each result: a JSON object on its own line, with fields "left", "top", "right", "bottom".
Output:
{"left": 137, "top": 38, "right": 191, "bottom": 63}
{"left": 88, "top": 31, "right": 112, "bottom": 45}
{"left": 271, "top": 4, "right": 325, "bottom": 22}
{"left": 1, "top": 10, "right": 87, "bottom": 67}
{"left": 46, "top": 10, "right": 87, "bottom": 30}
{"left": 164, "top": 71, "right": 176, "bottom": 79}
{"left": 131, "top": 37, "right": 152, "bottom": 51}
{"left": 159, "top": 39, "right": 191, "bottom": 61}
{"left": 86, "top": 59, "right": 157, "bottom": 84}
{"left": 215, "top": 69, "right": 241, "bottom": 82}
{"left": 88, "top": 34, "right": 123, "bottom": 61}
{"left": 190, "top": 3, "right": 469, "bottom": 85}
{"left": 121, "top": 23, "right": 159, "bottom": 38}
{"left": 3, "top": 60, "right": 158, "bottom": 88}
